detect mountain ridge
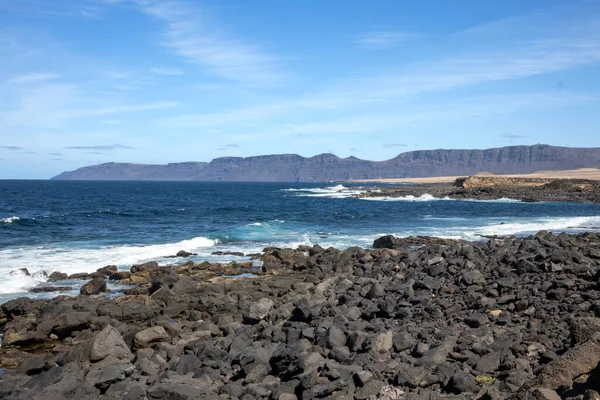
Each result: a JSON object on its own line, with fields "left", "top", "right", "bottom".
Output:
{"left": 52, "top": 144, "right": 600, "bottom": 182}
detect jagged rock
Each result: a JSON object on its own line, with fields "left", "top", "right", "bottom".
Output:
{"left": 524, "top": 388, "right": 562, "bottom": 400}
{"left": 80, "top": 277, "right": 107, "bottom": 295}
{"left": 85, "top": 361, "right": 135, "bottom": 391}
{"left": 130, "top": 261, "right": 159, "bottom": 273}
{"left": 570, "top": 317, "right": 600, "bottom": 344}
{"left": 30, "top": 286, "right": 73, "bottom": 293}
{"left": 244, "top": 298, "right": 274, "bottom": 325}
{"left": 48, "top": 272, "right": 69, "bottom": 282}
{"left": 517, "top": 332, "right": 600, "bottom": 394}
{"left": 16, "top": 354, "right": 46, "bottom": 375}
{"left": 90, "top": 324, "right": 134, "bottom": 362}
{"left": 134, "top": 326, "right": 170, "bottom": 348}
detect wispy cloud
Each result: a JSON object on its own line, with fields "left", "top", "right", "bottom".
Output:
{"left": 64, "top": 144, "right": 135, "bottom": 150}
{"left": 150, "top": 67, "right": 183, "bottom": 75}
{"left": 357, "top": 31, "right": 415, "bottom": 49}
{"left": 23, "top": 151, "right": 37, "bottom": 154}
{"left": 157, "top": 7, "right": 600, "bottom": 131}
{"left": 48, "top": 152, "right": 63, "bottom": 155}
{"left": 383, "top": 143, "right": 408, "bottom": 148}
{"left": 230, "top": 92, "right": 594, "bottom": 141}
{"left": 0, "top": 146, "right": 23, "bottom": 150}
{"left": 7, "top": 72, "right": 59, "bottom": 84}
{"left": 0, "top": 82, "right": 179, "bottom": 128}
{"left": 133, "top": 0, "right": 287, "bottom": 86}
{"left": 224, "top": 143, "right": 238, "bottom": 148}
{"left": 1, "top": 0, "right": 114, "bottom": 19}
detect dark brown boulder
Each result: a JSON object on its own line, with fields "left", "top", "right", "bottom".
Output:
{"left": 80, "top": 277, "right": 107, "bottom": 295}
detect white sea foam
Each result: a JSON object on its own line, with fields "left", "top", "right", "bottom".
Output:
{"left": 361, "top": 194, "right": 451, "bottom": 202}
{"left": 285, "top": 185, "right": 367, "bottom": 198}
{"left": 0, "top": 236, "right": 216, "bottom": 284}
{"left": 361, "top": 194, "right": 522, "bottom": 203}
{"left": 475, "top": 216, "right": 600, "bottom": 237}
{"left": 0, "top": 270, "right": 47, "bottom": 295}
{"left": 2, "top": 216, "right": 20, "bottom": 224}
{"left": 459, "top": 197, "right": 522, "bottom": 203}
{"left": 329, "top": 184, "right": 347, "bottom": 191}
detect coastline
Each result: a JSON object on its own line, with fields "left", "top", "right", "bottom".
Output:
{"left": 353, "top": 175, "right": 600, "bottom": 203}
{"left": 1, "top": 232, "right": 600, "bottom": 398}
{"left": 347, "top": 168, "right": 600, "bottom": 184}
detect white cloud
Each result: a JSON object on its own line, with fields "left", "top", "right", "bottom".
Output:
{"left": 133, "top": 0, "right": 287, "bottom": 86}
{"left": 7, "top": 72, "right": 59, "bottom": 84}
{"left": 357, "top": 31, "right": 415, "bottom": 49}
{"left": 0, "top": 82, "right": 179, "bottom": 128}
{"left": 155, "top": 4, "right": 600, "bottom": 129}
{"left": 228, "top": 92, "right": 595, "bottom": 141}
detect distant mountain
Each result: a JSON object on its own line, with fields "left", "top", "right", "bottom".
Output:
{"left": 52, "top": 145, "right": 600, "bottom": 182}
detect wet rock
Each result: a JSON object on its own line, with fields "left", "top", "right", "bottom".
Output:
{"left": 80, "top": 277, "right": 107, "bottom": 295}
{"left": 97, "top": 265, "right": 118, "bottom": 275}
{"left": 30, "top": 286, "right": 73, "bottom": 293}
{"left": 130, "top": 261, "right": 159, "bottom": 273}
{"left": 48, "top": 272, "right": 69, "bottom": 282}
{"left": 373, "top": 235, "right": 399, "bottom": 249}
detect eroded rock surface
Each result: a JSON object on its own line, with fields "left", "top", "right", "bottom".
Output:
{"left": 1, "top": 231, "right": 600, "bottom": 399}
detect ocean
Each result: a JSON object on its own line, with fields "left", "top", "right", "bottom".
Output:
{"left": 1, "top": 180, "right": 600, "bottom": 304}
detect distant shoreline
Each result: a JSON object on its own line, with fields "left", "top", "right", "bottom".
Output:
{"left": 347, "top": 167, "right": 600, "bottom": 184}
{"left": 351, "top": 170, "right": 600, "bottom": 203}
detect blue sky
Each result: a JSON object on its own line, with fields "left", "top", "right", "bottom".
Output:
{"left": 1, "top": 0, "right": 600, "bottom": 178}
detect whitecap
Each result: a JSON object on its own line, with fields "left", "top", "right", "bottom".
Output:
{"left": 2, "top": 216, "right": 20, "bottom": 224}
{"left": 360, "top": 194, "right": 450, "bottom": 202}
{"left": 476, "top": 216, "right": 600, "bottom": 237}
{"left": 282, "top": 185, "right": 367, "bottom": 198}
{"left": 0, "top": 269, "right": 46, "bottom": 295}
{"left": 0, "top": 236, "right": 216, "bottom": 285}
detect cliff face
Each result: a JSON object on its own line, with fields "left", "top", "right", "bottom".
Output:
{"left": 52, "top": 145, "right": 600, "bottom": 181}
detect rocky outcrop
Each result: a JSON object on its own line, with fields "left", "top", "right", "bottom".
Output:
{"left": 358, "top": 177, "right": 600, "bottom": 203}
{"left": 51, "top": 144, "right": 600, "bottom": 182}
{"left": 1, "top": 232, "right": 600, "bottom": 399}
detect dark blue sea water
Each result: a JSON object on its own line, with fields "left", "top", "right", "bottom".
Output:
{"left": 2, "top": 180, "right": 600, "bottom": 302}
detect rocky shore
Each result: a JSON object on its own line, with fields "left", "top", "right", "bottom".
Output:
{"left": 1, "top": 232, "right": 600, "bottom": 399}
{"left": 355, "top": 177, "right": 600, "bottom": 203}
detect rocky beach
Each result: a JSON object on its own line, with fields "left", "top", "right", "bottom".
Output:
{"left": 355, "top": 177, "right": 600, "bottom": 204}
{"left": 1, "top": 231, "right": 600, "bottom": 399}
